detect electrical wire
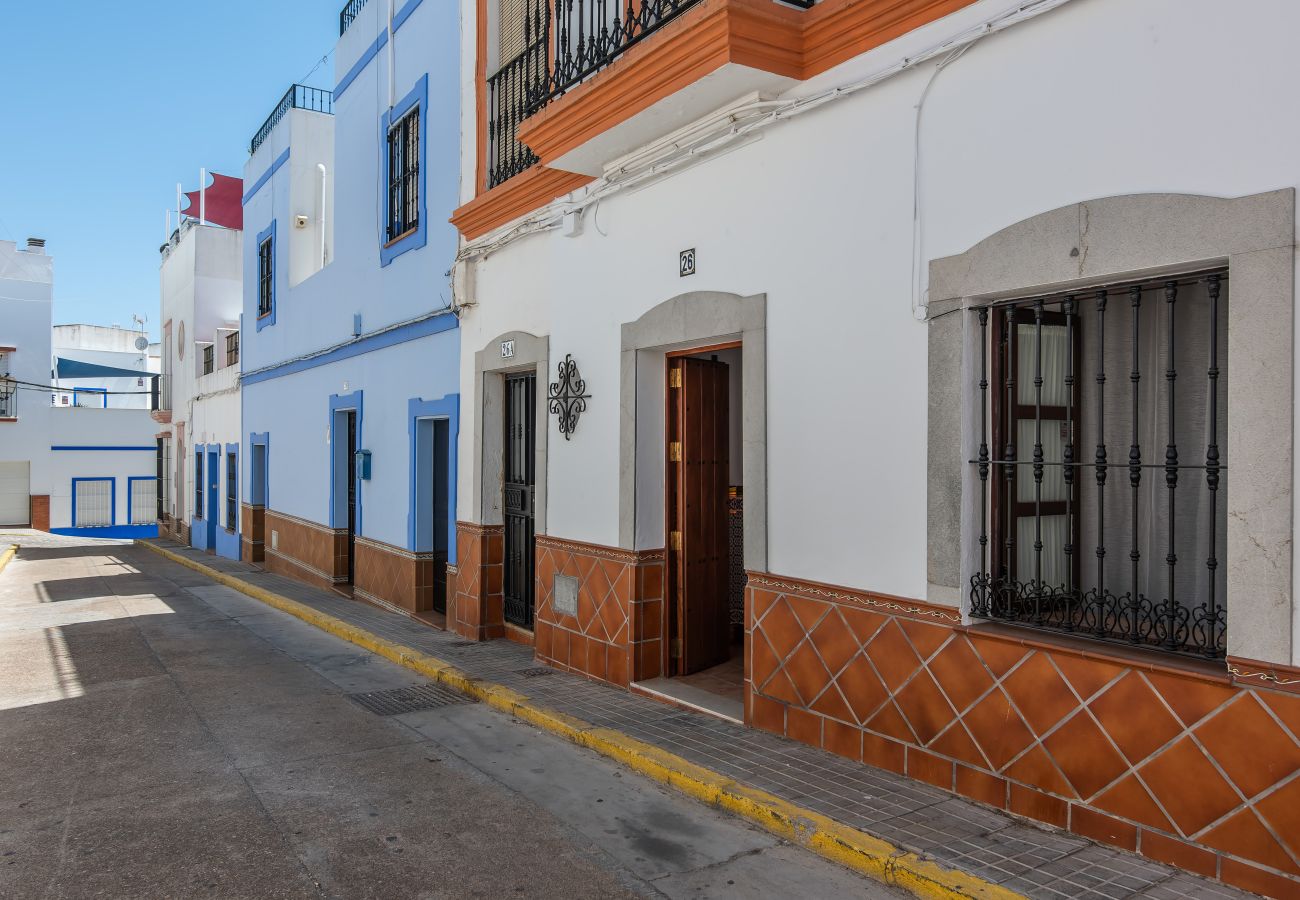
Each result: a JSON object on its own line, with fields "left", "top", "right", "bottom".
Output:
{"left": 453, "top": 0, "right": 1077, "bottom": 301}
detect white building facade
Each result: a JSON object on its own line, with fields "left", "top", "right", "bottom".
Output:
{"left": 449, "top": 0, "right": 1300, "bottom": 894}
{"left": 0, "top": 239, "right": 161, "bottom": 536}
{"left": 239, "top": 0, "right": 461, "bottom": 616}
{"left": 156, "top": 218, "right": 243, "bottom": 558}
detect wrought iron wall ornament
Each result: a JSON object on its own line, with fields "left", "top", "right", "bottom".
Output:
{"left": 547, "top": 354, "right": 590, "bottom": 440}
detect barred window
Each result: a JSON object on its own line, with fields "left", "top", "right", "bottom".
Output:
{"left": 0, "top": 379, "right": 15, "bottom": 418}
{"left": 257, "top": 237, "right": 273, "bottom": 317}
{"left": 226, "top": 331, "right": 239, "bottom": 367}
{"left": 969, "top": 270, "right": 1228, "bottom": 658}
{"left": 74, "top": 479, "right": 112, "bottom": 527}
{"left": 386, "top": 108, "right": 420, "bottom": 241}
{"left": 202, "top": 344, "right": 214, "bottom": 375}
{"left": 195, "top": 449, "right": 204, "bottom": 519}
{"left": 130, "top": 478, "right": 157, "bottom": 525}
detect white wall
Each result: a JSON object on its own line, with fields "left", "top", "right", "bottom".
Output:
{"left": 0, "top": 240, "right": 56, "bottom": 511}
{"left": 46, "top": 408, "right": 158, "bottom": 529}
{"left": 455, "top": 0, "right": 1300, "bottom": 609}
{"left": 240, "top": 0, "right": 461, "bottom": 551}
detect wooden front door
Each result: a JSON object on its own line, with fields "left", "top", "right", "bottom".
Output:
{"left": 667, "top": 357, "right": 731, "bottom": 675}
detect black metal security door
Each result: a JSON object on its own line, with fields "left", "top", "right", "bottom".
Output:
{"left": 345, "top": 410, "right": 357, "bottom": 585}
{"left": 503, "top": 373, "right": 536, "bottom": 628}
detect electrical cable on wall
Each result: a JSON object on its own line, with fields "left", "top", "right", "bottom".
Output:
{"left": 452, "top": 0, "right": 1077, "bottom": 313}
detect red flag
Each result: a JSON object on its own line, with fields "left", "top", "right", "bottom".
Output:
{"left": 182, "top": 172, "right": 244, "bottom": 230}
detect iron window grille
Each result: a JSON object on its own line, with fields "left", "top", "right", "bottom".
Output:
{"left": 202, "top": 344, "right": 214, "bottom": 376}
{"left": 226, "top": 452, "right": 237, "bottom": 532}
{"left": 156, "top": 438, "right": 167, "bottom": 520}
{"left": 226, "top": 331, "right": 239, "bottom": 367}
{"left": 257, "top": 237, "right": 273, "bottom": 318}
{"left": 968, "top": 270, "right": 1228, "bottom": 659}
{"left": 195, "top": 450, "right": 204, "bottom": 519}
{"left": 0, "top": 378, "right": 15, "bottom": 418}
{"left": 387, "top": 108, "right": 421, "bottom": 241}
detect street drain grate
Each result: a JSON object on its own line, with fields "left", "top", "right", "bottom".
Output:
{"left": 347, "top": 683, "right": 476, "bottom": 716}
{"left": 516, "top": 667, "right": 555, "bottom": 678}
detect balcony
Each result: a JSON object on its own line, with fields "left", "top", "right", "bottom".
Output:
{"left": 250, "top": 84, "right": 334, "bottom": 156}
{"left": 459, "top": 0, "right": 981, "bottom": 238}
{"left": 339, "top": 0, "right": 369, "bottom": 34}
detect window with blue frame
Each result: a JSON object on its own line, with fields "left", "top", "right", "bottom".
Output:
{"left": 387, "top": 107, "right": 420, "bottom": 242}
{"left": 257, "top": 236, "right": 274, "bottom": 318}
{"left": 226, "top": 451, "right": 237, "bottom": 532}
{"left": 380, "top": 75, "right": 427, "bottom": 266}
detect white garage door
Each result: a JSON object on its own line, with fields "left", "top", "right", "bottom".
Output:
{"left": 0, "top": 462, "right": 30, "bottom": 526}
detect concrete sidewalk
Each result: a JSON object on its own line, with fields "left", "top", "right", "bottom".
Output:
{"left": 138, "top": 537, "right": 1253, "bottom": 900}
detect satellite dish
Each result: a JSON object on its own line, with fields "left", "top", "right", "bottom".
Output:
{"left": 134, "top": 336, "right": 149, "bottom": 351}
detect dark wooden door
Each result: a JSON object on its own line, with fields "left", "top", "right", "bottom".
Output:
{"left": 668, "top": 357, "right": 731, "bottom": 675}
{"left": 503, "top": 373, "right": 536, "bottom": 629}
{"left": 345, "top": 410, "right": 357, "bottom": 584}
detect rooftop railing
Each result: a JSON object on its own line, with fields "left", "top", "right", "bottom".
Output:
{"left": 250, "top": 84, "right": 334, "bottom": 155}
{"left": 340, "top": 0, "right": 370, "bottom": 35}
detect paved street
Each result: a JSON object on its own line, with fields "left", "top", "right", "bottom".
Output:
{"left": 0, "top": 534, "right": 899, "bottom": 899}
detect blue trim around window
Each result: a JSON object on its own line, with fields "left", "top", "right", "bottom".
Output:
{"left": 71, "top": 477, "right": 115, "bottom": 528}
{"left": 242, "top": 148, "right": 290, "bottom": 205}
{"left": 72, "top": 387, "right": 107, "bottom": 408}
{"left": 255, "top": 219, "right": 277, "bottom": 332}
{"left": 241, "top": 311, "right": 456, "bottom": 386}
{"left": 250, "top": 432, "right": 270, "bottom": 508}
{"left": 126, "top": 476, "right": 157, "bottom": 526}
{"left": 407, "top": 393, "right": 458, "bottom": 559}
{"left": 380, "top": 73, "right": 428, "bottom": 267}
{"left": 328, "top": 391, "right": 363, "bottom": 535}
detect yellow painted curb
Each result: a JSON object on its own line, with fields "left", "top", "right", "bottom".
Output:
{"left": 134, "top": 539, "right": 1022, "bottom": 900}
{"left": 0, "top": 544, "right": 17, "bottom": 576}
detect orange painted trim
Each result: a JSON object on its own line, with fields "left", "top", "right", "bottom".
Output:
{"left": 475, "top": 0, "right": 488, "bottom": 196}
{"left": 461, "top": 0, "right": 981, "bottom": 239}
{"left": 450, "top": 166, "right": 593, "bottom": 241}
{"left": 517, "top": 0, "right": 802, "bottom": 171}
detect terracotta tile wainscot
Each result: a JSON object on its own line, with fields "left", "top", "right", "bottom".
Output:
{"left": 353, "top": 535, "right": 445, "bottom": 617}
{"left": 533, "top": 536, "right": 665, "bottom": 688}
{"left": 262, "top": 509, "right": 349, "bottom": 590}
{"left": 239, "top": 503, "right": 265, "bottom": 563}
{"left": 453, "top": 521, "right": 504, "bottom": 640}
{"left": 745, "top": 570, "right": 1300, "bottom": 898}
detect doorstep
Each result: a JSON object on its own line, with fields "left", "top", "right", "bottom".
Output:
{"left": 134, "top": 538, "right": 1260, "bottom": 900}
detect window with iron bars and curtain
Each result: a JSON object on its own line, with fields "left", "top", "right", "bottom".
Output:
{"left": 968, "top": 270, "right": 1228, "bottom": 659}
{"left": 387, "top": 108, "right": 420, "bottom": 241}
{"left": 0, "top": 378, "right": 15, "bottom": 418}
{"left": 257, "top": 237, "right": 273, "bottom": 318}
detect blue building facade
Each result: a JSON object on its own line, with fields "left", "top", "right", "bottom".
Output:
{"left": 240, "top": 0, "right": 460, "bottom": 617}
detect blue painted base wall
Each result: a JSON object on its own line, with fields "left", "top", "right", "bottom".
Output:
{"left": 214, "top": 526, "right": 241, "bottom": 561}
{"left": 52, "top": 525, "right": 158, "bottom": 539}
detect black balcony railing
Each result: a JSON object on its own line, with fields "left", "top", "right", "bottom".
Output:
{"left": 548, "top": 0, "right": 704, "bottom": 100}
{"left": 488, "top": 29, "right": 548, "bottom": 187}
{"left": 340, "top": 0, "right": 369, "bottom": 34}
{"left": 250, "top": 84, "right": 333, "bottom": 155}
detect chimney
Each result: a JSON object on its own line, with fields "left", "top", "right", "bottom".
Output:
{"left": 25, "top": 238, "right": 45, "bottom": 254}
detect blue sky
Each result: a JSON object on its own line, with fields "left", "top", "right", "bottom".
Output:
{"left": 0, "top": 2, "right": 338, "bottom": 339}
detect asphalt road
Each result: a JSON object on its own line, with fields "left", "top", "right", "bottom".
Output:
{"left": 0, "top": 534, "right": 901, "bottom": 899}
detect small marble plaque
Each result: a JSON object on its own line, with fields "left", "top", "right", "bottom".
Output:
{"left": 553, "top": 574, "right": 579, "bottom": 617}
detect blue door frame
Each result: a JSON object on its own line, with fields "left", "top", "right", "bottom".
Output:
{"left": 206, "top": 447, "right": 219, "bottom": 550}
